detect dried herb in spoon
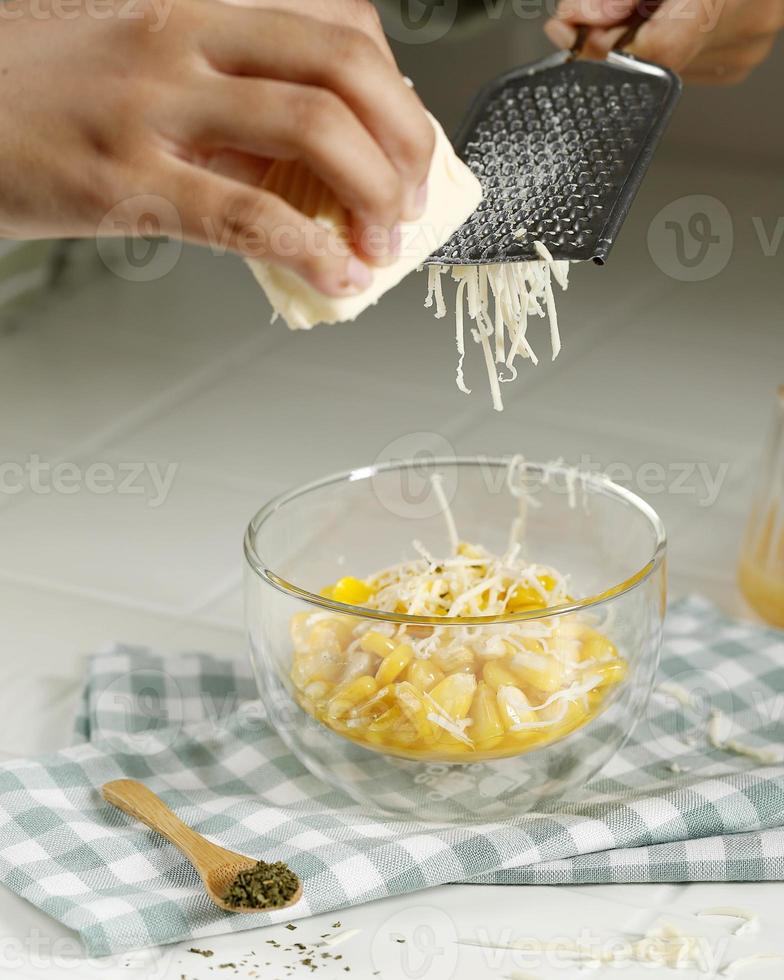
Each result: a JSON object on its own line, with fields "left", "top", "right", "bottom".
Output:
{"left": 223, "top": 860, "right": 300, "bottom": 910}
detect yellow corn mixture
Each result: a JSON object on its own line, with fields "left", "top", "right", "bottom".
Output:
{"left": 289, "top": 545, "right": 627, "bottom": 761}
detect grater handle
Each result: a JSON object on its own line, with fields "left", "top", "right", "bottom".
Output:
{"left": 570, "top": 0, "right": 668, "bottom": 57}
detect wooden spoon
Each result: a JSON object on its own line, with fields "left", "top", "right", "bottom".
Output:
{"left": 101, "top": 779, "right": 302, "bottom": 913}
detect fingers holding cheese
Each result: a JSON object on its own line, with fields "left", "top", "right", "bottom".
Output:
{"left": 200, "top": 8, "right": 434, "bottom": 235}
{"left": 157, "top": 157, "right": 373, "bottom": 297}
{"left": 184, "top": 75, "right": 405, "bottom": 265}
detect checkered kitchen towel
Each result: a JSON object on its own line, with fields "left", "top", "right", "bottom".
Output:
{"left": 0, "top": 597, "right": 782, "bottom": 956}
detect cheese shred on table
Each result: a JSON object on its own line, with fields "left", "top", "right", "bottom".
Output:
{"left": 425, "top": 242, "right": 570, "bottom": 412}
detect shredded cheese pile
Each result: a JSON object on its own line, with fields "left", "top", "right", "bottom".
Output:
{"left": 363, "top": 543, "right": 571, "bottom": 623}
{"left": 424, "top": 242, "right": 569, "bottom": 411}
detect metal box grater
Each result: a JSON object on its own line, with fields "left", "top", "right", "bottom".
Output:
{"left": 425, "top": 48, "right": 681, "bottom": 266}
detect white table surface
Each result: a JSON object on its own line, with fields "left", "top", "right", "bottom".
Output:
{"left": 0, "top": 153, "right": 782, "bottom": 978}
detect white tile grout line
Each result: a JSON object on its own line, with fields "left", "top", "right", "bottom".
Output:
{"left": 183, "top": 569, "right": 244, "bottom": 619}
{"left": 0, "top": 328, "right": 290, "bottom": 515}
{"left": 485, "top": 403, "right": 758, "bottom": 473}
{"left": 0, "top": 566, "right": 244, "bottom": 630}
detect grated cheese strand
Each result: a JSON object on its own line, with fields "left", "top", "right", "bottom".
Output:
{"left": 431, "top": 473, "right": 459, "bottom": 556}
{"left": 454, "top": 277, "right": 470, "bottom": 394}
{"left": 696, "top": 907, "right": 760, "bottom": 936}
{"left": 708, "top": 709, "right": 783, "bottom": 765}
{"left": 322, "top": 929, "right": 362, "bottom": 948}
{"left": 425, "top": 244, "right": 569, "bottom": 411}
{"left": 655, "top": 680, "right": 697, "bottom": 710}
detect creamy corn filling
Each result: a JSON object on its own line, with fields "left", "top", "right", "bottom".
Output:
{"left": 289, "top": 544, "right": 627, "bottom": 761}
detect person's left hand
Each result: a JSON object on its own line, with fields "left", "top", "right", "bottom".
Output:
{"left": 544, "top": 0, "right": 784, "bottom": 85}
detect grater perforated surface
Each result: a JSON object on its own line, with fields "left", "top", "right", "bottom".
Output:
{"left": 426, "top": 52, "right": 681, "bottom": 266}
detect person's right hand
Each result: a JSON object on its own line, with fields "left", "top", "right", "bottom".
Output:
{"left": 0, "top": 0, "right": 435, "bottom": 296}
{"left": 544, "top": 0, "right": 784, "bottom": 85}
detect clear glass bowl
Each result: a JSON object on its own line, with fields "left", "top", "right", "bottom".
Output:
{"left": 244, "top": 457, "right": 666, "bottom": 822}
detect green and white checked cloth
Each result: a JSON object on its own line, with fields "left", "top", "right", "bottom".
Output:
{"left": 0, "top": 597, "right": 782, "bottom": 956}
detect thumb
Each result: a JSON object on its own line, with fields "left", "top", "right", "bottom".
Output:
{"left": 623, "top": 0, "right": 709, "bottom": 70}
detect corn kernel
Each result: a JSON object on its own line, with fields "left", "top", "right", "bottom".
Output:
{"left": 541, "top": 697, "right": 588, "bottom": 739}
{"left": 507, "top": 580, "right": 550, "bottom": 611}
{"left": 589, "top": 659, "right": 628, "bottom": 687}
{"left": 351, "top": 684, "right": 395, "bottom": 723}
{"left": 481, "top": 635, "right": 511, "bottom": 659}
{"left": 407, "top": 625, "right": 434, "bottom": 639}
{"left": 360, "top": 630, "right": 396, "bottom": 657}
{"left": 377, "top": 722, "right": 418, "bottom": 748}
{"left": 497, "top": 685, "right": 537, "bottom": 731}
{"left": 432, "top": 646, "right": 474, "bottom": 674}
{"left": 326, "top": 675, "right": 377, "bottom": 720}
{"left": 367, "top": 703, "right": 404, "bottom": 733}
{"left": 376, "top": 643, "right": 414, "bottom": 686}
{"left": 509, "top": 650, "right": 565, "bottom": 694}
{"left": 290, "top": 611, "right": 313, "bottom": 651}
{"left": 482, "top": 661, "right": 519, "bottom": 690}
{"left": 430, "top": 730, "right": 473, "bottom": 753}
{"left": 366, "top": 705, "right": 418, "bottom": 746}
{"left": 555, "top": 619, "right": 588, "bottom": 640}
{"left": 291, "top": 658, "right": 309, "bottom": 690}
{"left": 293, "top": 648, "right": 343, "bottom": 686}
{"left": 308, "top": 620, "right": 344, "bottom": 655}
{"left": 406, "top": 658, "right": 444, "bottom": 693}
{"left": 341, "top": 650, "right": 378, "bottom": 684}
{"left": 332, "top": 576, "right": 373, "bottom": 605}
{"left": 395, "top": 682, "right": 436, "bottom": 740}
{"left": 468, "top": 681, "right": 504, "bottom": 747}
{"left": 428, "top": 673, "right": 476, "bottom": 720}
{"left": 580, "top": 631, "right": 620, "bottom": 663}
{"left": 303, "top": 680, "right": 333, "bottom": 702}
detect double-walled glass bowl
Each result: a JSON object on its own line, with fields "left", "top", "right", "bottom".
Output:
{"left": 244, "top": 457, "right": 666, "bottom": 822}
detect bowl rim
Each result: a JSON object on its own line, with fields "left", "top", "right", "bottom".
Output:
{"left": 243, "top": 456, "right": 667, "bottom": 625}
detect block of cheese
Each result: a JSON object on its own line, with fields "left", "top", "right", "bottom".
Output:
{"left": 246, "top": 114, "right": 482, "bottom": 329}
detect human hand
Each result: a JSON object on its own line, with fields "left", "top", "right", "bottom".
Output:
{"left": 0, "top": 0, "right": 434, "bottom": 295}
{"left": 544, "top": 0, "right": 784, "bottom": 84}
